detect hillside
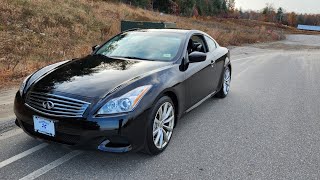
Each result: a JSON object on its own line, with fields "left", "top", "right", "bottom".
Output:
{"left": 0, "top": 0, "right": 294, "bottom": 88}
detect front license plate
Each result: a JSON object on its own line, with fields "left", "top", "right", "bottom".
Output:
{"left": 33, "top": 116, "right": 56, "bottom": 137}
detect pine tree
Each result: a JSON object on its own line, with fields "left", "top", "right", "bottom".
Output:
{"left": 276, "top": 7, "right": 284, "bottom": 23}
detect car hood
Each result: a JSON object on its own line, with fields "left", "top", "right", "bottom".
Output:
{"left": 32, "top": 55, "right": 172, "bottom": 98}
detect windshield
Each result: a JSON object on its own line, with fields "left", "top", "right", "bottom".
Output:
{"left": 95, "top": 31, "right": 184, "bottom": 61}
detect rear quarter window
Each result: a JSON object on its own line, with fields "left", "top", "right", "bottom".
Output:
{"left": 204, "top": 36, "right": 217, "bottom": 52}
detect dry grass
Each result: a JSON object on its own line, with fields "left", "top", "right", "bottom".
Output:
{"left": 0, "top": 0, "right": 292, "bottom": 88}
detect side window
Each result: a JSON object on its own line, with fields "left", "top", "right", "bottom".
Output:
{"left": 204, "top": 36, "right": 217, "bottom": 52}
{"left": 187, "top": 35, "right": 207, "bottom": 54}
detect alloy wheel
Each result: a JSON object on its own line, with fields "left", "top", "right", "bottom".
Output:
{"left": 152, "top": 102, "right": 175, "bottom": 149}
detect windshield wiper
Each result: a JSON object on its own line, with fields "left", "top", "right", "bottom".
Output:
{"left": 110, "top": 56, "right": 153, "bottom": 61}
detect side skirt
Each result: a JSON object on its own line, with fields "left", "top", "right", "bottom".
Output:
{"left": 185, "top": 91, "right": 216, "bottom": 113}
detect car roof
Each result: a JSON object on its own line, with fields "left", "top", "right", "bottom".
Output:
{"left": 128, "top": 28, "right": 204, "bottom": 35}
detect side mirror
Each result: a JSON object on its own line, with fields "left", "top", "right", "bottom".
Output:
{"left": 188, "top": 52, "right": 206, "bottom": 63}
{"left": 92, "top": 45, "right": 100, "bottom": 52}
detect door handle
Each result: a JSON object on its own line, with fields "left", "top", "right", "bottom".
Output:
{"left": 210, "top": 60, "right": 215, "bottom": 67}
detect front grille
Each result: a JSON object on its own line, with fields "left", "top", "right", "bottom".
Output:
{"left": 25, "top": 91, "right": 90, "bottom": 117}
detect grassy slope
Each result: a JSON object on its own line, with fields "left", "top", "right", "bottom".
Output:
{"left": 0, "top": 0, "right": 294, "bottom": 88}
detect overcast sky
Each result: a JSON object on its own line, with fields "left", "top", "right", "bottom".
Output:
{"left": 235, "top": 0, "right": 320, "bottom": 14}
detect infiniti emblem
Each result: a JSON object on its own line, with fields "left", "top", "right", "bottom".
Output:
{"left": 42, "top": 101, "right": 54, "bottom": 110}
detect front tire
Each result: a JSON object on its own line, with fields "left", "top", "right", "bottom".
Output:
{"left": 144, "top": 96, "right": 175, "bottom": 155}
{"left": 215, "top": 66, "right": 231, "bottom": 98}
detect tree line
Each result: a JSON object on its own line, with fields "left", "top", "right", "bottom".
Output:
{"left": 237, "top": 4, "right": 320, "bottom": 27}
{"left": 109, "top": 0, "right": 236, "bottom": 16}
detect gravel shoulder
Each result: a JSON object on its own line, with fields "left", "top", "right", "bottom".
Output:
{"left": 0, "top": 88, "right": 17, "bottom": 133}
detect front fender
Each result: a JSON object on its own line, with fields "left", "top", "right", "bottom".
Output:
{"left": 88, "top": 64, "right": 185, "bottom": 120}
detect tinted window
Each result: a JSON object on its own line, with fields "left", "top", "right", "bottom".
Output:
{"left": 96, "top": 32, "right": 184, "bottom": 61}
{"left": 187, "top": 35, "right": 207, "bottom": 54}
{"left": 204, "top": 36, "right": 217, "bottom": 52}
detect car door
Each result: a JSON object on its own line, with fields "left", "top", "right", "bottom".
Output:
{"left": 204, "top": 35, "right": 225, "bottom": 91}
{"left": 185, "top": 34, "right": 216, "bottom": 109}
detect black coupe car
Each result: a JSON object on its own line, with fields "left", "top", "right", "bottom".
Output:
{"left": 14, "top": 29, "right": 231, "bottom": 155}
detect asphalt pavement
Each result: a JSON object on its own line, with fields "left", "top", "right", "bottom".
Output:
{"left": 1, "top": 34, "right": 320, "bottom": 179}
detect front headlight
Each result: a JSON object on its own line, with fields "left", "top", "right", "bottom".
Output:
{"left": 19, "top": 75, "right": 31, "bottom": 96}
{"left": 97, "top": 85, "right": 152, "bottom": 115}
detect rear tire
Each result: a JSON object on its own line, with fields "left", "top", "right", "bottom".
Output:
{"left": 215, "top": 66, "right": 231, "bottom": 98}
{"left": 144, "top": 96, "right": 175, "bottom": 155}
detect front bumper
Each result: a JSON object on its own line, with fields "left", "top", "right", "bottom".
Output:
{"left": 14, "top": 92, "right": 151, "bottom": 152}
